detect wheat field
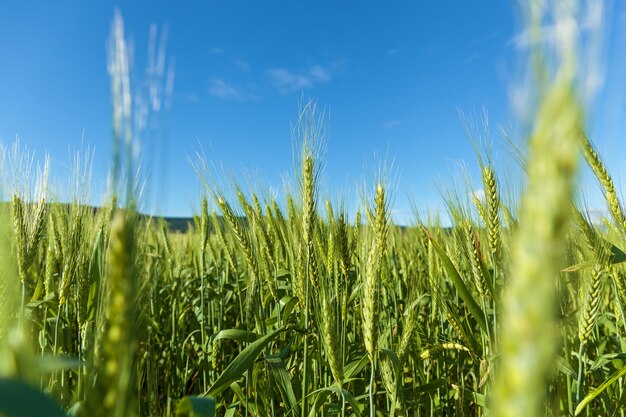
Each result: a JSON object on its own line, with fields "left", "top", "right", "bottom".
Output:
{"left": 1, "top": 3, "right": 626, "bottom": 417}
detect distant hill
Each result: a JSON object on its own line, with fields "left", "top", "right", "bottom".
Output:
{"left": 3, "top": 201, "right": 196, "bottom": 233}
{"left": 158, "top": 216, "right": 194, "bottom": 233}
{"left": 5, "top": 201, "right": 424, "bottom": 233}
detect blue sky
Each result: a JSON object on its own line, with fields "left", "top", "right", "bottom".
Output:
{"left": 1, "top": 1, "right": 626, "bottom": 224}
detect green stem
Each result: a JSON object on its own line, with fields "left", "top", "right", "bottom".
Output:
{"left": 576, "top": 342, "right": 586, "bottom": 405}
{"left": 301, "top": 278, "right": 310, "bottom": 417}
{"left": 369, "top": 357, "right": 375, "bottom": 417}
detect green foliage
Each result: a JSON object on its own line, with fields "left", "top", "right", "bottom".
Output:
{"left": 2, "top": 3, "right": 626, "bottom": 417}
{"left": 0, "top": 377, "right": 66, "bottom": 417}
{"left": 177, "top": 397, "right": 216, "bottom": 417}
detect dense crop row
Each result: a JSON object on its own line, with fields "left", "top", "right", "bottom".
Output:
{"left": 2, "top": 4, "right": 626, "bottom": 417}
{"left": 1, "top": 102, "right": 626, "bottom": 416}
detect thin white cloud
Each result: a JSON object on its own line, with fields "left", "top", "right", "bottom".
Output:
{"left": 309, "top": 65, "right": 331, "bottom": 82}
{"left": 509, "top": 17, "right": 578, "bottom": 50}
{"left": 387, "top": 48, "right": 402, "bottom": 57}
{"left": 267, "top": 64, "right": 332, "bottom": 94}
{"left": 383, "top": 120, "right": 402, "bottom": 129}
{"left": 209, "top": 47, "right": 224, "bottom": 54}
{"left": 511, "top": 1, "right": 603, "bottom": 50}
{"left": 466, "top": 52, "right": 480, "bottom": 63}
{"left": 185, "top": 93, "right": 200, "bottom": 103}
{"left": 509, "top": 2, "right": 606, "bottom": 102}
{"left": 209, "top": 79, "right": 255, "bottom": 101}
{"left": 232, "top": 59, "right": 251, "bottom": 72}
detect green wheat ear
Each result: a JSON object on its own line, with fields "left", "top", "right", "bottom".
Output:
{"left": 362, "top": 183, "right": 388, "bottom": 359}
{"left": 491, "top": 54, "right": 583, "bottom": 417}
{"left": 581, "top": 134, "right": 626, "bottom": 232}
{"left": 87, "top": 211, "right": 138, "bottom": 417}
{"left": 482, "top": 166, "right": 501, "bottom": 265}
{"left": 215, "top": 195, "right": 259, "bottom": 328}
{"left": 578, "top": 260, "right": 604, "bottom": 344}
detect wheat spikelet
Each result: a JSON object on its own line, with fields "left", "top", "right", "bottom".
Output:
{"left": 581, "top": 135, "right": 625, "bottom": 230}
{"left": 380, "top": 358, "right": 397, "bottom": 410}
{"left": 443, "top": 309, "right": 472, "bottom": 350}
{"left": 211, "top": 212, "right": 237, "bottom": 274}
{"left": 426, "top": 238, "right": 440, "bottom": 319}
{"left": 216, "top": 196, "right": 259, "bottom": 327}
{"left": 325, "top": 200, "right": 334, "bottom": 227}
{"left": 27, "top": 198, "right": 47, "bottom": 260}
{"left": 302, "top": 156, "right": 319, "bottom": 294}
{"left": 268, "top": 199, "right": 287, "bottom": 256}
{"left": 336, "top": 213, "right": 351, "bottom": 280}
{"left": 44, "top": 237, "right": 59, "bottom": 298}
{"left": 58, "top": 211, "right": 84, "bottom": 307}
{"left": 473, "top": 194, "right": 488, "bottom": 230}
{"left": 264, "top": 201, "right": 281, "bottom": 259}
{"left": 419, "top": 342, "right": 470, "bottom": 359}
{"left": 88, "top": 211, "right": 137, "bottom": 417}
{"left": 359, "top": 183, "right": 390, "bottom": 360}
{"left": 217, "top": 197, "right": 256, "bottom": 272}
{"left": 464, "top": 219, "right": 487, "bottom": 298}
{"left": 159, "top": 221, "right": 173, "bottom": 279}
{"left": 397, "top": 307, "right": 416, "bottom": 363}
{"left": 578, "top": 261, "right": 604, "bottom": 344}
{"left": 374, "top": 184, "right": 389, "bottom": 271}
{"left": 286, "top": 194, "right": 298, "bottom": 236}
{"left": 572, "top": 208, "right": 598, "bottom": 250}
{"left": 362, "top": 243, "right": 379, "bottom": 357}
{"left": 200, "top": 197, "right": 210, "bottom": 266}
{"left": 237, "top": 190, "right": 255, "bottom": 222}
{"left": 251, "top": 195, "right": 278, "bottom": 301}
{"left": 294, "top": 242, "right": 306, "bottom": 308}
{"left": 75, "top": 248, "right": 91, "bottom": 330}
{"left": 611, "top": 266, "right": 626, "bottom": 307}
{"left": 483, "top": 166, "right": 501, "bottom": 262}
{"left": 318, "top": 287, "right": 343, "bottom": 386}
{"left": 50, "top": 210, "right": 65, "bottom": 263}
